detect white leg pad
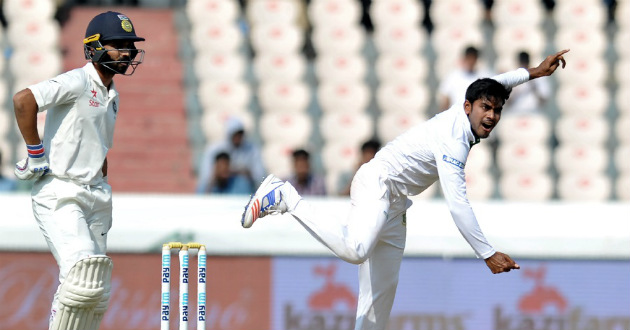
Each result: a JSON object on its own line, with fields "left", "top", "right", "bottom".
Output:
{"left": 50, "top": 255, "right": 113, "bottom": 330}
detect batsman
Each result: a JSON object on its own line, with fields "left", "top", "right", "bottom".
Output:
{"left": 13, "top": 11, "right": 145, "bottom": 329}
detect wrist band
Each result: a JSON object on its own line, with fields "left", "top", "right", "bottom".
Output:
{"left": 27, "top": 143, "right": 45, "bottom": 158}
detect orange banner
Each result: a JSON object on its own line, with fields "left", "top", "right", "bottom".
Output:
{"left": 0, "top": 252, "right": 271, "bottom": 330}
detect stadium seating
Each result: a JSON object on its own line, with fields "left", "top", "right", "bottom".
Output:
{"left": 319, "top": 112, "right": 373, "bottom": 146}
{"left": 373, "top": 24, "right": 427, "bottom": 55}
{"left": 5, "top": 0, "right": 621, "bottom": 198}
{"left": 499, "top": 172, "right": 554, "bottom": 202}
{"left": 200, "top": 109, "right": 254, "bottom": 143}
{"left": 193, "top": 53, "right": 246, "bottom": 82}
{"left": 190, "top": 24, "right": 243, "bottom": 54}
{"left": 314, "top": 54, "right": 368, "bottom": 83}
{"left": 377, "top": 112, "right": 425, "bottom": 143}
{"left": 557, "top": 173, "right": 611, "bottom": 201}
{"left": 258, "top": 81, "right": 311, "bottom": 114}
{"left": 197, "top": 80, "right": 251, "bottom": 110}
{"left": 491, "top": 0, "right": 545, "bottom": 27}
{"left": 429, "top": 0, "right": 484, "bottom": 27}
{"left": 179, "top": 0, "right": 625, "bottom": 200}
{"left": 260, "top": 112, "right": 313, "bottom": 148}
{"left": 555, "top": 145, "right": 609, "bottom": 175}
{"left": 465, "top": 143, "right": 493, "bottom": 173}
{"left": 556, "top": 83, "right": 609, "bottom": 117}
{"left": 186, "top": 0, "right": 239, "bottom": 26}
{"left": 3, "top": 0, "right": 56, "bottom": 21}
{"left": 376, "top": 82, "right": 430, "bottom": 114}
{"left": 555, "top": 115, "right": 609, "bottom": 146}
{"left": 375, "top": 54, "right": 428, "bottom": 83}
{"left": 311, "top": 24, "right": 366, "bottom": 55}
{"left": 497, "top": 142, "right": 551, "bottom": 173}
{"left": 253, "top": 53, "right": 307, "bottom": 82}
{"left": 553, "top": 0, "right": 607, "bottom": 29}
{"left": 246, "top": 0, "right": 300, "bottom": 26}
{"left": 465, "top": 171, "right": 494, "bottom": 200}
{"left": 321, "top": 142, "right": 360, "bottom": 174}
{"left": 617, "top": 174, "right": 630, "bottom": 200}
{"left": 308, "top": 0, "right": 361, "bottom": 27}
{"left": 262, "top": 142, "right": 294, "bottom": 179}
{"left": 317, "top": 82, "right": 370, "bottom": 114}
{"left": 495, "top": 114, "right": 552, "bottom": 144}
{"left": 250, "top": 22, "right": 304, "bottom": 55}
{"left": 369, "top": 0, "right": 424, "bottom": 28}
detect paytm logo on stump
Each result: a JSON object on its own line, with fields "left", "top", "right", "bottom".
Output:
{"left": 273, "top": 259, "right": 357, "bottom": 330}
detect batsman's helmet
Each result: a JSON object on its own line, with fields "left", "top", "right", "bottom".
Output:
{"left": 83, "top": 11, "right": 145, "bottom": 75}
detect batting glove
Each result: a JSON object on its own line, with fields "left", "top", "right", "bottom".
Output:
{"left": 14, "top": 143, "right": 50, "bottom": 180}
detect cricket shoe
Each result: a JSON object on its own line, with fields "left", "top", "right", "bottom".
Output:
{"left": 241, "top": 174, "right": 287, "bottom": 228}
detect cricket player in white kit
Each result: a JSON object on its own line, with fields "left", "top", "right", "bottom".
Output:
{"left": 13, "top": 11, "right": 144, "bottom": 330}
{"left": 242, "top": 50, "right": 569, "bottom": 329}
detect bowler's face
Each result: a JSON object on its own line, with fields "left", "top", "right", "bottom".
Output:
{"left": 464, "top": 97, "right": 503, "bottom": 139}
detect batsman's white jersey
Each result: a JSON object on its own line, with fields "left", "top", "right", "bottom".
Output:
{"left": 28, "top": 62, "right": 118, "bottom": 327}
{"left": 29, "top": 62, "right": 119, "bottom": 185}
{"left": 288, "top": 68, "right": 531, "bottom": 330}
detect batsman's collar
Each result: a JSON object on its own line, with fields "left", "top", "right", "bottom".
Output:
{"left": 85, "top": 11, "right": 145, "bottom": 42}
{"left": 84, "top": 62, "right": 118, "bottom": 96}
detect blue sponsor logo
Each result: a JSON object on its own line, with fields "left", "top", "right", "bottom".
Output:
{"left": 182, "top": 268, "right": 189, "bottom": 283}
{"left": 162, "top": 267, "right": 170, "bottom": 283}
{"left": 442, "top": 155, "right": 465, "bottom": 169}
{"left": 182, "top": 292, "right": 188, "bottom": 306}
{"left": 198, "top": 268, "right": 206, "bottom": 283}
{"left": 198, "top": 254, "right": 207, "bottom": 267}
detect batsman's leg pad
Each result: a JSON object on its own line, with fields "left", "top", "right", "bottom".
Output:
{"left": 50, "top": 255, "right": 113, "bottom": 330}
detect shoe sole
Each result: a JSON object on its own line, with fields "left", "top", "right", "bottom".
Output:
{"left": 241, "top": 174, "right": 279, "bottom": 228}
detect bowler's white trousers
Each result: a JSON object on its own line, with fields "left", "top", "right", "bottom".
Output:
{"left": 31, "top": 175, "right": 112, "bottom": 326}
{"left": 288, "top": 162, "right": 407, "bottom": 330}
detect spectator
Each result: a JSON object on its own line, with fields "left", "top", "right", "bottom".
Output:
{"left": 504, "top": 51, "right": 551, "bottom": 115}
{"left": 287, "top": 149, "right": 326, "bottom": 196}
{"left": 200, "top": 151, "right": 252, "bottom": 194}
{"left": 338, "top": 139, "right": 381, "bottom": 196}
{"left": 0, "top": 150, "right": 17, "bottom": 192}
{"left": 438, "top": 46, "right": 493, "bottom": 111}
{"left": 196, "top": 117, "right": 265, "bottom": 193}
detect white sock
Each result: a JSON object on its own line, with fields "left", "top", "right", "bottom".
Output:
{"left": 280, "top": 182, "right": 302, "bottom": 212}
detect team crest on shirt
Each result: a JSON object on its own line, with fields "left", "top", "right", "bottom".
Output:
{"left": 442, "top": 155, "right": 465, "bottom": 169}
{"left": 112, "top": 101, "right": 118, "bottom": 114}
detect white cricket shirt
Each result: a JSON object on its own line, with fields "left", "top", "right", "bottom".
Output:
{"left": 374, "top": 68, "right": 531, "bottom": 258}
{"left": 29, "top": 63, "right": 119, "bottom": 185}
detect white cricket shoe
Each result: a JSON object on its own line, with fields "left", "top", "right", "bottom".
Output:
{"left": 241, "top": 174, "right": 287, "bottom": 228}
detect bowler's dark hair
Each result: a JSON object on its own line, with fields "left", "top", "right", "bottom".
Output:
{"left": 465, "top": 78, "right": 511, "bottom": 105}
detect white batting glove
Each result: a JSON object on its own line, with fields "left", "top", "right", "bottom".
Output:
{"left": 14, "top": 143, "right": 50, "bottom": 180}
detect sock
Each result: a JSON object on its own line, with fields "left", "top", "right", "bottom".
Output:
{"left": 280, "top": 182, "right": 302, "bottom": 212}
